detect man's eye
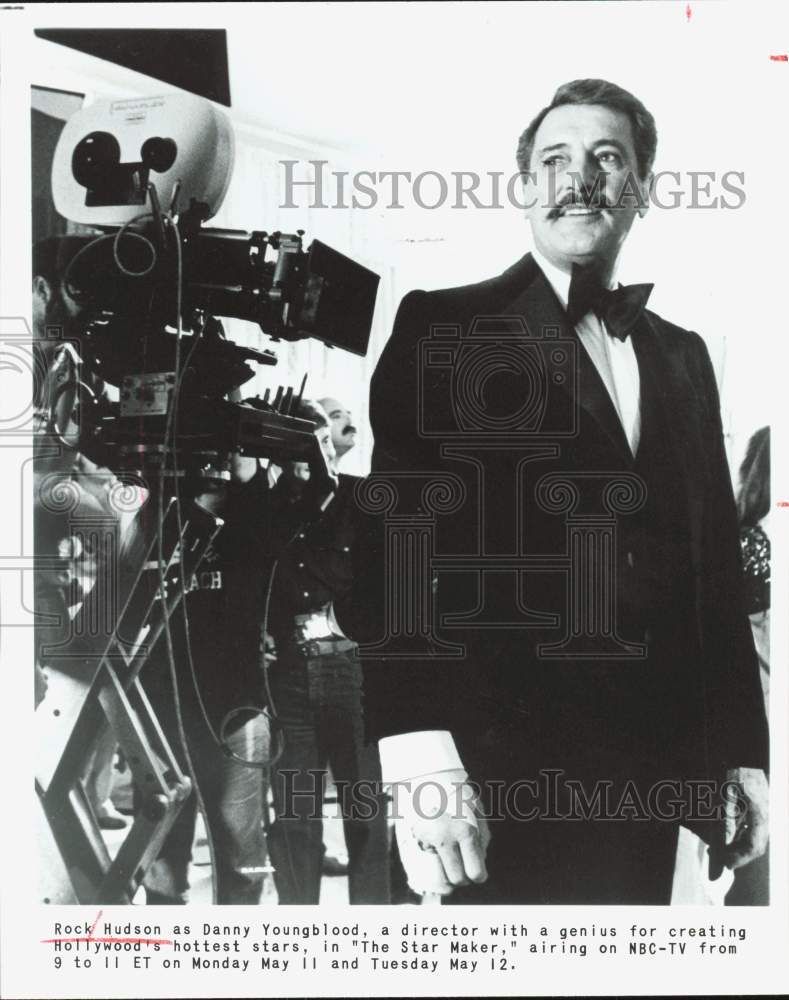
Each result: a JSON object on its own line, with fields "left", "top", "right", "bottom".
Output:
{"left": 597, "top": 151, "right": 621, "bottom": 165}
{"left": 542, "top": 156, "right": 565, "bottom": 167}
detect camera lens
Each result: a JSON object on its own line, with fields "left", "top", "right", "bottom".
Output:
{"left": 140, "top": 137, "right": 177, "bottom": 174}
{"left": 72, "top": 131, "right": 121, "bottom": 188}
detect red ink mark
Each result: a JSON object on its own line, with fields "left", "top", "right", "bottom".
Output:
{"left": 770, "top": 54, "right": 788, "bottom": 61}
{"left": 686, "top": 4, "right": 692, "bottom": 21}
{"left": 41, "top": 936, "right": 173, "bottom": 946}
{"left": 88, "top": 909, "right": 102, "bottom": 938}
{"left": 777, "top": 501, "right": 789, "bottom": 507}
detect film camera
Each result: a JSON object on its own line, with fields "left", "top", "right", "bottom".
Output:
{"left": 35, "top": 92, "right": 379, "bottom": 905}
{"left": 49, "top": 92, "right": 379, "bottom": 477}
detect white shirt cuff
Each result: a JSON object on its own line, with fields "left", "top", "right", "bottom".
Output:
{"left": 378, "top": 730, "right": 463, "bottom": 784}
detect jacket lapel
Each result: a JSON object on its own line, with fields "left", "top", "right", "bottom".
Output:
{"left": 499, "top": 255, "right": 634, "bottom": 465}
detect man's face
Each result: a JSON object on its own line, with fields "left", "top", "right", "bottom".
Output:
{"left": 33, "top": 277, "right": 85, "bottom": 365}
{"left": 315, "top": 423, "right": 336, "bottom": 469}
{"left": 523, "top": 103, "right": 650, "bottom": 274}
{"left": 319, "top": 397, "right": 357, "bottom": 460}
{"left": 286, "top": 423, "right": 336, "bottom": 483}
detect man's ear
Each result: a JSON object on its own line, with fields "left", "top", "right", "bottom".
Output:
{"left": 32, "top": 275, "right": 53, "bottom": 309}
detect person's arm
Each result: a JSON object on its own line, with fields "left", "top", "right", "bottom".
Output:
{"left": 689, "top": 332, "right": 769, "bottom": 869}
{"left": 356, "top": 289, "right": 459, "bottom": 726}
{"left": 359, "top": 290, "right": 490, "bottom": 894}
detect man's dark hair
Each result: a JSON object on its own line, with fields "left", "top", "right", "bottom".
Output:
{"left": 294, "top": 398, "right": 329, "bottom": 430}
{"left": 516, "top": 79, "right": 658, "bottom": 180}
{"left": 32, "top": 235, "right": 88, "bottom": 290}
{"left": 738, "top": 426, "right": 770, "bottom": 527}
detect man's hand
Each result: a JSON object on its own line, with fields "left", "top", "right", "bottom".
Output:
{"left": 34, "top": 662, "right": 49, "bottom": 709}
{"left": 228, "top": 451, "right": 260, "bottom": 484}
{"left": 262, "top": 631, "right": 277, "bottom": 666}
{"left": 408, "top": 809, "right": 491, "bottom": 891}
{"left": 392, "top": 773, "right": 490, "bottom": 896}
{"left": 715, "top": 766, "right": 769, "bottom": 871}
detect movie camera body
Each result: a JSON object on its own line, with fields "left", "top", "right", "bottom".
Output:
{"left": 35, "top": 91, "right": 379, "bottom": 905}
{"left": 50, "top": 92, "right": 379, "bottom": 479}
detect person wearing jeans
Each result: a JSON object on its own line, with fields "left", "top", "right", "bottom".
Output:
{"left": 231, "top": 400, "right": 389, "bottom": 904}
{"left": 266, "top": 630, "right": 386, "bottom": 903}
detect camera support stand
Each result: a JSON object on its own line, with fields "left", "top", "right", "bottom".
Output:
{"left": 36, "top": 495, "right": 222, "bottom": 905}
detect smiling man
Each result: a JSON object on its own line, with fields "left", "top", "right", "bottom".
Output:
{"left": 357, "top": 79, "right": 769, "bottom": 904}
{"left": 523, "top": 100, "right": 650, "bottom": 275}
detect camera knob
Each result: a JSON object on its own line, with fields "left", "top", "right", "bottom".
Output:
{"left": 72, "top": 130, "right": 121, "bottom": 188}
{"left": 140, "top": 136, "right": 177, "bottom": 174}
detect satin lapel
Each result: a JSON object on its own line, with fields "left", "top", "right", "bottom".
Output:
{"left": 500, "top": 260, "right": 634, "bottom": 465}
{"left": 632, "top": 312, "right": 705, "bottom": 573}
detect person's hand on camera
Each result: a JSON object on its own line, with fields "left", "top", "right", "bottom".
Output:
{"left": 262, "top": 632, "right": 277, "bottom": 666}
{"left": 303, "top": 431, "right": 339, "bottom": 511}
{"left": 228, "top": 450, "right": 259, "bottom": 484}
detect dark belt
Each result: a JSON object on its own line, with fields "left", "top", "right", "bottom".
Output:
{"left": 286, "top": 637, "right": 357, "bottom": 658}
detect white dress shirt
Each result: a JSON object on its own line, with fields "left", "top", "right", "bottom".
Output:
{"left": 380, "top": 249, "right": 645, "bottom": 785}
{"left": 532, "top": 247, "right": 642, "bottom": 455}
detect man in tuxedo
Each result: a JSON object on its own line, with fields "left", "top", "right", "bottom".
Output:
{"left": 356, "top": 79, "right": 769, "bottom": 903}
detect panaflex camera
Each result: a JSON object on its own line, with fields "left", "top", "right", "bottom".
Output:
{"left": 418, "top": 316, "right": 578, "bottom": 439}
{"left": 47, "top": 92, "right": 379, "bottom": 475}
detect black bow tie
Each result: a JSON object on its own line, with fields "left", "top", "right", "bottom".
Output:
{"left": 567, "top": 265, "right": 653, "bottom": 341}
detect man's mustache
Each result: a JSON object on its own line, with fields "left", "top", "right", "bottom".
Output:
{"left": 548, "top": 191, "right": 611, "bottom": 219}
{"left": 342, "top": 424, "right": 357, "bottom": 436}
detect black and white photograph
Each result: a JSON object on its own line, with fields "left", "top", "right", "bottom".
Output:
{"left": 1, "top": 1, "right": 787, "bottom": 997}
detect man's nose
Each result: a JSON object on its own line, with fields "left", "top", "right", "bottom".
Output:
{"left": 569, "top": 153, "right": 604, "bottom": 204}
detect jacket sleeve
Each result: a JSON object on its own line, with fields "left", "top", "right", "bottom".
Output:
{"left": 369, "top": 289, "right": 436, "bottom": 470}
{"left": 688, "top": 331, "right": 769, "bottom": 773}
{"left": 340, "top": 290, "right": 474, "bottom": 741}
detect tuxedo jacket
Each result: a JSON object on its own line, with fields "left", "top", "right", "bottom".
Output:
{"left": 350, "top": 253, "right": 768, "bottom": 783}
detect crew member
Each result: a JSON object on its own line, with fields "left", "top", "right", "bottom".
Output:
{"left": 233, "top": 400, "right": 389, "bottom": 904}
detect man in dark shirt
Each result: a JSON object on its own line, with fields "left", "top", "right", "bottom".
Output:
{"left": 138, "top": 499, "right": 271, "bottom": 905}
{"left": 318, "top": 396, "right": 358, "bottom": 464}
{"left": 234, "top": 400, "right": 388, "bottom": 904}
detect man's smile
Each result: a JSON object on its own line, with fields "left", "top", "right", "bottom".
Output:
{"left": 558, "top": 206, "right": 603, "bottom": 217}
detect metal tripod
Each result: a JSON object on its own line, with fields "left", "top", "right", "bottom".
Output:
{"left": 36, "top": 493, "right": 222, "bottom": 904}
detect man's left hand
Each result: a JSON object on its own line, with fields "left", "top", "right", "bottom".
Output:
{"left": 717, "top": 766, "right": 769, "bottom": 870}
